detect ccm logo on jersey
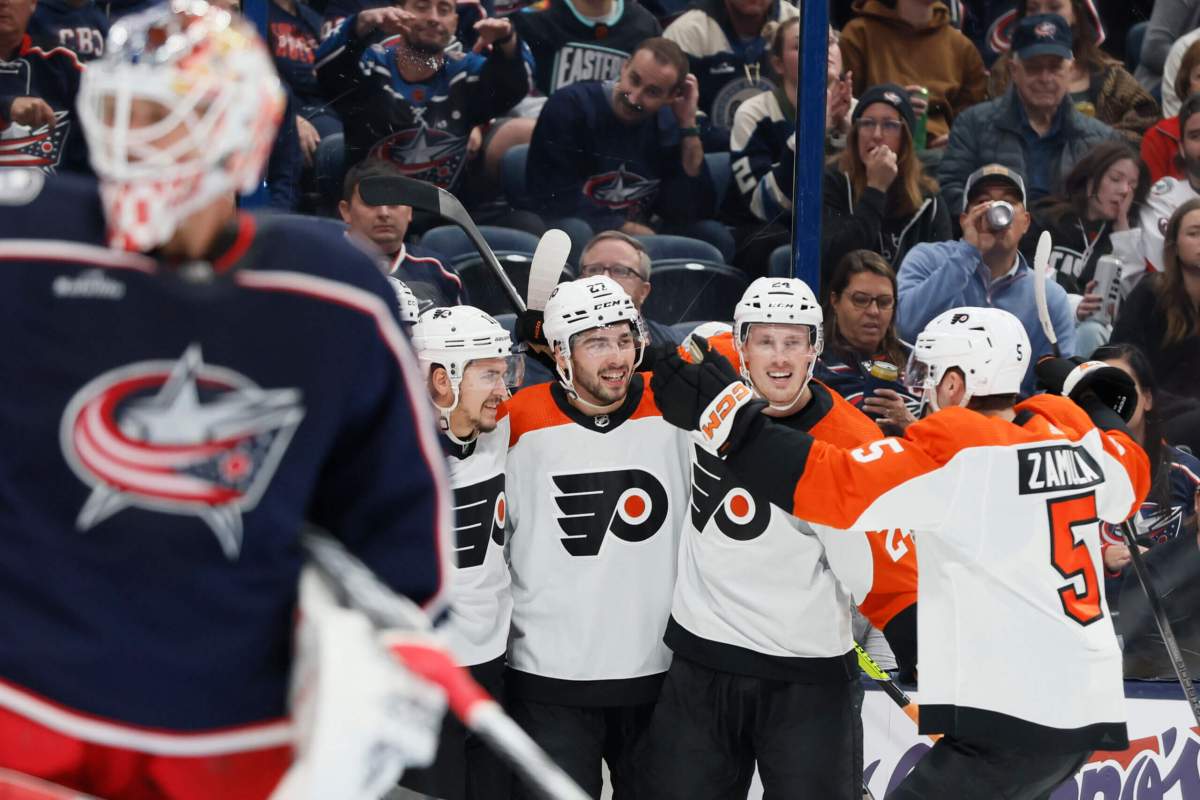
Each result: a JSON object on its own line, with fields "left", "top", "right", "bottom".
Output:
{"left": 690, "top": 445, "right": 770, "bottom": 540}
{"left": 551, "top": 469, "right": 669, "bottom": 556}
{"left": 452, "top": 473, "right": 506, "bottom": 569}
{"left": 1018, "top": 444, "right": 1103, "bottom": 495}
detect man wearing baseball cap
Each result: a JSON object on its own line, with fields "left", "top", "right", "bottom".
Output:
{"left": 896, "top": 162, "right": 1077, "bottom": 395}
{"left": 937, "top": 13, "right": 1118, "bottom": 212}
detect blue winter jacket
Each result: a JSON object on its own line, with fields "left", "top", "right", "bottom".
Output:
{"left": 896, "top": 239, "right": 1077, "bottom": 396}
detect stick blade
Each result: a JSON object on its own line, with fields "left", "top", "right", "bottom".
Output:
{"left": 1032, "top": 230, "right": 1057, "bottom": 349}
{"left": 358, "top": 175, "right": 445, "bottom": 215}
{"left": 526, "top": 229, "right": 571, "bottom": 311}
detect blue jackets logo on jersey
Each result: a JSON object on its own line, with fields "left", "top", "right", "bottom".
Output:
{"left": 369, "top": 124, "right": 468, "bottom": 191}
{"left": 582, "top": 164, "right": 659, "bottom": 211}
{"left": 59, "top": 344, "right": 306, "bottom": 559}
{"left": 0, "top": 111, "right": 70, "bottom": 169}
{"left": 551, "top": 468, "right": 668, "bottom": 556}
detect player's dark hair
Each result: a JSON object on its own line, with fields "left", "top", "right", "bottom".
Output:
{"left": 1175, "top": 42, "right": 1200, "bottom": 107}
{"left": 1091, "top": 343, "right": 1172, "bottom": 509}
{"left": 823, "top": 250, "right": 907, "bottom": 368}
{"left": 966, "top": 393, "right": 1018, "bottom": 411}
{"left": 631, "top": 37, "right": 689, "bottom": 92}
{"left": 1034, "top": 141, "right": 1149, "bottom": 225}
{"left": 1157, "top": 197, "right": 1200, "bottom": 347}
{"left": 342, "top": 159, "right": 404, "bottom": 202}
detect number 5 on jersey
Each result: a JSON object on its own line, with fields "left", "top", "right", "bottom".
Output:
{"left": 1046, "top": 492, "right": 1103, "bottom": 626}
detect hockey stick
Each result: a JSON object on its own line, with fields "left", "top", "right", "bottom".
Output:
{"left": 301, "top": 532, "right": 590, "bottom": 800}
{"left": 359, "top": 175, "right": 527, "bottom": 314}
{"left": 1117, "top": 521, "right": 1200, "bottom": 725}
{"left": 855, "top": 644, "right": 939, "bottom": 742}
{"left": 527, "top": 229, "right": 571, "bottom": 311}
{"left": 1032, "top": 230, "right": 1060, "bottom": 357}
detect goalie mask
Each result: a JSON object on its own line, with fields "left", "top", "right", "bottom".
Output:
{"left": 905, "top": 306, "right": 1030, "bottom": 415}
{"left": 411, "top": 306, "right": 524, "bottom": 440}
{"left": 541, "top": 276, "right": 647, "bottom": 410}
{"left": 733, "top": 278, "right": 823, "bottom": 411}
{"left": 77, "top": 0, "right": 286, "bottom": 252}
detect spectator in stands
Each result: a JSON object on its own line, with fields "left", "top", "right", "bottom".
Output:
{"left": 1134, "top": 0, "right": 1200, "bottom": 95}
{"left": 1023, "top": 141, "right": 1149, "bottom": 356}
{"left": 938, "top": 13, "right": 1117, "bottom": 212}
{"left": 826, "top": 26, "right": 855, "bottom": 156}
{"left": 268, "top": 0, "right": 342, "bottom": 169}
{"left": 526, "top": 38, "right": 730, "bottom": 260}
{"left": 987, "top": 0, "right": 1160, "bottom": 142}
{"left": 1111, "top": 198, "right": 1200, "bottom": 402}
{"left": 577, "top": 231, "right": 677, "bottom": 345}
{"left": 1111, "top": 94, "right": 1200, "bottom": 282}
{"left": 315, "top": 0, "right": 533, "bottom": 227}
{"left": 838, "top": 0, "right": 987, "bottom": 152}
{"left": 897, "top": 164, "right": 1076, "bottom": 394}
{"left": 814, "top": 250, "right": 918, "bottom": 434}
{"left": 27, "top": 0, "right": 107, "bottom": 61}
{"left": 1159, "top": 29, "right": 1200, "bottom": 120}
{"left": 1144, "top": 41, "right": 1200, "bottom": 183}
{"left": 663, "top": 0, "right": 797, "bottom": 142}
{"left": 822, "top": 83, "right": 952, "bottom": 286}
{"left": 0, "top": 0, "right": 88, "bottom": 174}
{"left": 339, "top": 160, "right": 466, "bottom": 309}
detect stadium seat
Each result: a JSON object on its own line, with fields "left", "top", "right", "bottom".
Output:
{"left": 456, "top": 252, "right": 573, "bottom": 317}
{"left": 419, "top": 225, "right": 540, "bottom": 265}
{"left": 641, "top": 259, "right": 750, "bottom": 324}
{"left": 768, "top": 244, "right": 793, "bottom": 278}
{"left": 501, "top": 144, "right": 531, "bottom": 210}
{"left": 636, "top": 235, "right": 724, "bottom": 264}
{"left": 1125, "top": 22, "right": 1148, "bottom": 74}
{"left": 705, "top": 152, "right": 732, "bottom": 208}
{"left": 313, "top": 132, "right": 346, "bottom": 208}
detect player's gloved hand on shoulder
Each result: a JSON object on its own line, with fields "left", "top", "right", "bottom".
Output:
{"left": 651, "top": 336, "right": 764, "bottom": 454}
{"left": 1036, "top": 356, "right": 1137, "bottom": 425}
{"left": 515, "top": 308, "right": 557, "bottom": 372}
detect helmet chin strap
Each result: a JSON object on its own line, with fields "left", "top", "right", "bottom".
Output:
{"left": 554, "top": 342, "right": 644, "bottom": 414}
{"left": 433, "top": 386, "right": 480, "bottom": 445}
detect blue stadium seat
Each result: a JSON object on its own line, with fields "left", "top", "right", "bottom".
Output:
{"left": 1126, "top": 22, "right": 1148, "bottom": 74}
{"left": 636, "top": 235, "right": 724, "bottom": 264}
{"left": 768, "top": 244, "right": 793, "bottom": 278}
{"left": 456, "top": 252, "right": 573, "bottom": 317}
{"left": 501, "top": 144, "right": 531, "bottom": 210}
{"left": 641, "top": 259, "right": 750, "bottom": 324}
{"left": 418, "top": 225, "right": 540, "bottom": 265}
{"left": 705, "top": 152, "right": 732, "bottom": 208}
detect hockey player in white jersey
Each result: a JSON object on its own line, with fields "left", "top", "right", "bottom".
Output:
{"left": 652, "top": 306, "right": 1151, "bottom": 800}
{"left": 641, "top": 278, "right": 917, "bottom": 799}
{"left": 503, "top": 276, "right": 692, "bottom": 799}
{"left": 410, "top": 305, "right": 525, "bottom": 799}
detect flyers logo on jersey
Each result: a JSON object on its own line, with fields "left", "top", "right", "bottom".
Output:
{"left": 1018, "top": 444, "right": 1103, "bottom": 494}
{"left": 690, "top": 445, "right": 770, "bottom": 540}
{"left": 452, "top": 473, "right": 506, "bottom": 569}
{"left": 551, "top": 469, "right": 669, "bottom": 556}
{"left": 59, "top": 344, "right": 305, "bottom": 560}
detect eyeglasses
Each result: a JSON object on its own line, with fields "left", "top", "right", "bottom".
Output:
{"left": 846, "top": 292, "right": 895, "bottom": 310}
{"left": 579, "top": 263, "right": 647, "bottom": 282}
{"left": 856, "top": 118, "right": 904, "bottom": 135}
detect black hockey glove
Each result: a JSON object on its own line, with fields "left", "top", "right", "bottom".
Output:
{"left": 1035, "top": 356, "right": 1137, "bottom": 427}
{"left": 515, "top": 308, "right": 557, "bottom": 372}
{"left": 650, "top": 337, "right": 765, "bottom": 455}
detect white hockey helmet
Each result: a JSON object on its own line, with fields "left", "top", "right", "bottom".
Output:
{"left": 386, "top": 277, "right": 420, "bottom": 327}
{"left": 411, "top": 305, "right": 524, "bottom": 434}
{"left": 542, "top": 276, "right": 647, "bottom": 400}
{"left": 733, "top": 278, "right": 824, "bottom": 405}
{"left": 78, "top": 0, "right": 286, "bottom": 252}
{"left": 905, "top": 306, "right": 1030, "bottom": 413}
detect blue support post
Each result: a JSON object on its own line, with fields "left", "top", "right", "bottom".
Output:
{"left": 791, "top": 0, "right": 828, "bottom": 291}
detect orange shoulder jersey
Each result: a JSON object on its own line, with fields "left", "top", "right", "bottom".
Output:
{"left": 725, "top": 393, "right": 1151, "bottom": 751}
{"left": 672, "top": 332, "right": 918, "bottom": 669}
{"left": 503, "top": 374, "right": 692, "bottom": 706}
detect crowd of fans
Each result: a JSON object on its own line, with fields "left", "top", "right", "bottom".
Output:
{"left": 3, "top": 0, "right": 1199, "bottom": 673}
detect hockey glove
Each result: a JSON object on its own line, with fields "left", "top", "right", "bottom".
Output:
{"left": 1036, "top": 356, "right": 1137, "bottom": 424}
{"left": 515, "top": 308, "right": 557, "bottom": 372}
{"left": 651, "top": 337, "right": 764, "bottom": 454}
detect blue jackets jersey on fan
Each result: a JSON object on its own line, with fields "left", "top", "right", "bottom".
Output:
{"left": 0, "top": 172, "right": 448, "bottom": 736}
{"left": 268, "top": 0, "right": 326, "bottom": 107}
{"left": 0, "top": 35, "right": 89, "bottom": 175}
{"left": 27, "top": 0, "right": 109, "bottom": 62}
{"left": 527, "top": 79, "right": 716, "bottom": 232}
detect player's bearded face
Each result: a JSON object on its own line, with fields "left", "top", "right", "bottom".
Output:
{"left": 454, "top": 357, "right": 512, "bottom": 434}
{"left": 567, "top": 325, "right": 638, "bottom": 406}
{"left": 742, "top": 323, "right": 816, "bottom": 408}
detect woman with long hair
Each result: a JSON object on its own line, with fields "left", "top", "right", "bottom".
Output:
{"left": 814, "top": 249, "right": 918, "bottom": 433}
{"left": 1142, "top": 40, "right": 1200, "bottom": 183}
{"left": 1024, "top": 140, "right": 1150, "bottom": 356}
{"left": 988, "top": 0, "right": 1160, "bottom": 141}
{"left": 821, "top": 84, "right": 951, "bottom": 287}
{"left": 1111, "top": 197, "right": 1200, "bottom": 401}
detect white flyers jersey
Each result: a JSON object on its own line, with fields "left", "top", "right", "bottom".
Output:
{"left": 735, "top": 394, "right": 1151, "bottom": 751}
{"left": 503, "top": 375, "right": 692, "bottom": 705}
{"left": 439, "top": 418, "right": 513, "bottom": 666}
